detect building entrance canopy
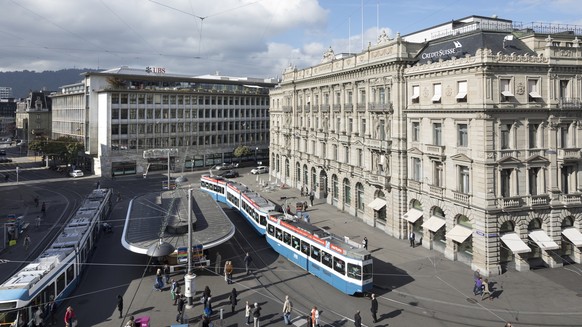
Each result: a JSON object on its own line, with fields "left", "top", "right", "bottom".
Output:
{"left": 528, "top": 230, "right": 559, "bottom": 251}
{"left": 500, "top": 232, "right": 531, "bottom": 254}
{"left": 422, "top": 216, "right": 446, "bottom": 232}
{"left": 446, "top": 225, "right": 472, "bottom": 243}
{"left": 562, "top": 227, "right": 582, "bottom": 247}
{"left": 403, "top": 208, "right": 423, "bottom": 223}
{"left": 367, "top": 198, "right": 386, "bottom": 211}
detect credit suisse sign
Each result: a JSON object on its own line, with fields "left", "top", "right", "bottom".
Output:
{"left": 421, "top": 41, "right": 462, "bottom": 60}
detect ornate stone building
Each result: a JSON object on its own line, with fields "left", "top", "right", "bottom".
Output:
{"left": 269, "top": 16, "right": 582, "bottom": 275}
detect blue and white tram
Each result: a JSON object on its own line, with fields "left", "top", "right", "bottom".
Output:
{"left": 266, "top": 213, "right": 374, "bottom": 295}
{"left": 0, "top": 188, "right": 113, "bottom": 326}
{"left": 201, "top": 175, "right": 280, "bottom": 235}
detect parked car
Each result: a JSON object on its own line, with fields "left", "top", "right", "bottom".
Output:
{"left": 0, "top": 158, "right": 12, "bottom": 163}
{"left": 0, "top": 150, "right": 6, "bottom": 155}
{"left": 251, "top": 166, "right": 269, "bottom": 175}
{"left": 214, "top": 162, "right": 239, "bottom": 170}
{"left": 219, "top": 170, "right": 239, "bottom": 178}
{"left": 69, "top": 170, "right": 84, "bottom": 178}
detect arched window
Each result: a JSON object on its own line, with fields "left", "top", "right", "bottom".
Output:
{"left": 527, "top": 218, "right": 542, "bottom": 231}
{"left": 285, "top": 158, "right": 290, "bottom": 178}
{"left": 303, "top": 165, "right": 308, "bottom": 186}
{"left": 457, "top": 215, "right": 471, "bottom": 228}
{"left": 343, "top": 178, "right": 351, "bottom": 206}
{"left": 500, "top": 221, "right": 515, "bottom": 233}
{"left": 295, "top": 162, "right": 301, "bottom": 182}
{"left": 332, "top": 175, "right": 339, "bottom": 201}
{"left": 411, "top": 199, "right": 422, "bottom": 210}
{"left": 561, "top": 216, "right": 574, "bottom": 229}
{"left": 356, "top": 183, "right": 364, "bottom": 211}
{"left": 276, "top": 154, "right": 280, "bottom": 173}
{"left": 433, "top": 207, "right": 445, "bottom": 218}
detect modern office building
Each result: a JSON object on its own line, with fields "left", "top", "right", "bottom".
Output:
{"left": 0, "top": 98, "right": 16, "bottom": 137}
{"left": 15, "top": 91, "right": 52, "bottom": 147}
{"left": 270, "top": 16, "right": 582, "bottom": 274}
{"left": 50, "top": 66, "right": 276, "bottom": 177}
{"left": 0, "top": 87, "right": 12, "bottom": 99}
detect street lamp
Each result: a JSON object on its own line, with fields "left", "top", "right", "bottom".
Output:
{"left": 255, "top": 147, "right": 258, "bottom": 164}
{"left": 184, "top": 188, "right": 196, "bottom": 309}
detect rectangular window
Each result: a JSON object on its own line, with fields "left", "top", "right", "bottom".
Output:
{"left": 333, "top": 144, "right": 337, "bottom": 160}
{"left": 336, "top": 117, "right": 341, "bottom": 133}
{"left": 561, "top": 125, "right": 570, "bottom": 148}
{"left": 458, "top": 123, "right": 468, "bottom": 147}
{"left": 434, "top": 161, "right": 443, "bottom": 187}
{"left": 528, "top": 79, "right": 542, "bottom": 101}
{"left": 335, "top": 92, "right": 341, "bottom": 104}
{"left": 347, "top": 118, "right": 353, "bottom": 134}
{"left": 344, "top": 146, "right": 349, "bottom": 163}
{"left": 412, "top": 157, "right": 422, "bottom": 181}
{"left": 561, "top": 165, "right": 573, "bottom": 194}
{"left": 500, "top": 78, "right": 513, "bottom": 101}
{"left": 432, "top": 84, "right": 442, "bottom": 103}
{"left": 529, "top": 167, "right": 539, "bottom": 196}
{"left": 347, "top": 91, "right": 353, "bottom": 104}
{"left": 379, "top": 120, "right": 386, "bottom": 140}
{"left": 433, "top": 122, "right": 442, "bottom": 145}
{"left": 456, "top": 81, "right": 467, "bottom": 102}
{"left": 357, "top": 149, "right": 363, "bottom": 167}
{"left": 459, "top": 166, "right": 470, "bottom": 194}
{"left": 360, "top": 90, "right": 366, "bottom": 103}
{"left": 500, "top": 124, "right": 511, "bottom": 149}
{"left": 500, "top": 169, "right": 511, "bottom": 197}
{"left": 411, "top": 122, "right": 420, "bottom": 142}
{"left": 361, "top": 119, "right": 366, "bottom": 136}
{"left": 529, "top": 124, "right": 539, "bottom": 149}
{"left": 560, "top": 80, "right": 569, "bottom": 99}
{"left": 411, "top": 85, "right": 420, "bottom": 103}
{"left": 379, "top": 88, "right": 385, "bottom": 104}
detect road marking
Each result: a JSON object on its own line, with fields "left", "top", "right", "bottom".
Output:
{"left": 293, "top": 318, "right": 307, "bottom": 326}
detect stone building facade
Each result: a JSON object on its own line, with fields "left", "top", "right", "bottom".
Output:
{"left": 269, "top": 16, "right": 582, "bottom": 275}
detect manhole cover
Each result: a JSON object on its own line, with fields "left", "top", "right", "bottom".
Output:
{"left": 466, "top": 298, "right": 478, "bottom": 304}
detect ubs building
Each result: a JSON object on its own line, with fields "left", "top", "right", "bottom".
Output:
{"left": 51, "top": 66, "right": 277, "bottom": 178}
{"left": 270, "top": 15, "right": 582, "bottom": 274}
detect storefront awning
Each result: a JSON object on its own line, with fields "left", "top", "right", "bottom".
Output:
{"left": 562, "top": 227, "right": 582, "bottom": 247}
{"left": 367, "top": 198, "right": 386, "bottom": 211}
{"left": 528, "top": 230, "right": 559, "bottom": 251}
{"left": 446, "top": 225, "right": 473, "bottom": 243}
{"left": 422, "top": 216, "right": 446, "bottom": 232}
{"left": 403, "top": 208, "right": 423, "bottom": 223}
{"left": 500, "top": 233, "right": 531, "bottom": 254}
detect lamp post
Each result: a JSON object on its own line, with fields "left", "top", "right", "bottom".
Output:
{"left": 184, "top": 188, "right": 196, "bottom": 309}
{"left": 255, "top": 147, "right": 258, "bottom": 164}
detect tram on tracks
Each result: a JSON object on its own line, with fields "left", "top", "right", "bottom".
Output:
{"left": 0, "top": 188, "right": 113, "bottom": 326}
{"left": 200, "top": 175, "right": 373, "bottom": 295}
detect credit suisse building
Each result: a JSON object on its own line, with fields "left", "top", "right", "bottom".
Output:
{"left": 269, "top": 16, "right": 582, "bottom": 274}
{"left": 51, "top": 66, "right": 276, "bottom": 177}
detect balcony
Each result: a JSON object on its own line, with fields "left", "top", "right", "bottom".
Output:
{"left": 303, "top": 104, "right": 310, "bottom": 113}
{"left": 333, "top": 104, "right": 341, "bottom": 112}
{"left": 367, "top": 173, "right": 390, "bottom": 188}
{"left": 365, "top": 139, "right": 392, "bottom": 150}
{"left": 282, "top": 105, "right": 292, "bottom": 113}
{"left": 408, "top": 179, "right": 422, "bottom": 192}
{"left": 561, "top": 193, "right": 582, "bottom": 204}
{"left": 321, "top": 104, "right": 330, "bottom": 113}
{"left": 527, "top": 194, "right": 550, "bottom": 206}
{"left": 425, "top": 144, "right": 445, "bottom": 157}
{"left": 558, "top": 97, "right": 582, "bottom": 109}
{"left": 312, "top": 105, "right": 319, "bottom": 113}
{"left": 368, "top": 102, "right": 393, "bottom": 114}
{"left": 499, "top": 149, "right": 520, "bottom": 159}
{"left": 558, "top": 148, "right": 581, "bottom": 160}
{"left": 497, "top": 196, "right": 523, "bottom": 209}
{"left": 429, "top": 185, "right": 443, "bottom": 198}
{"left": 525, "top": 149, "right": 545, "bottom": 157}
{"left": 356, "top": 103, "right": 366, "bottom": 112}
{"left": 452, "top": 191, "right": 471, "bottom": 205}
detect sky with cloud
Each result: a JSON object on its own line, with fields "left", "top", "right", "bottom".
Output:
{"left": 0, "top": 0, "right": 581, "bottom": 78}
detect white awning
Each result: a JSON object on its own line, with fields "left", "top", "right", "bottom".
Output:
{"left": 411, "top": 94, "right": 420, "bottom": 100}
{"left": 528, "top": 230, "right": 559, "bottom": 250}
{"left": 529, "top": 91, "right": 542, "bottom": 98}
{"left": 500, "top": 233, "right": 531, "bottom": 254}
{"left": 367, "top": 198, "right": 386, "bottom": 211}
{"left": 403, "top": 208, "right": 423, "bottom": 223}
{"left": 562, "top": 228, "right": 582, "bottom": 247}
{"left": 422, "top": 216, "right": 446, "bottom": 232}
{"left": 455, "top": 92, "right": 467, "bottom": 100}
{"left": 446, "top": 225, "right": 473, "bottom": 243}
{"left": 501, "top": 90, "right": 514, "bottom": 97}
{"left": 431, "top": 94, "right": 441, "bottom": 102}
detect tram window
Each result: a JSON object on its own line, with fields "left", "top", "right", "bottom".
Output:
{"left": 66, "top": 265, "right": 74, "bottom": 285}
{"left": 347, "top": 263, "right": 362, "bottom": 280}
{"left": 321, "top": 251, "right": 332, "bottom": 268}
{"left": 292, "top": 236, "right": 301, "bottom": 251}
{"left": 363, "top": 263, "right": 373, "bottom": 281}
{"left": 283, "top": 232, "right": 291, "bottom": 245}
{"left": 276, "top": 228, "right": 283, "bottom": 241}
{"left": 300, "top": 241, "right": 310, "bottom": 255}
{"left": 333, "top": 257, "right": 345, "bottom": 275}
{"left": 56, "top": 272, "right": 66, "bottom": 295}
{"left": 267, "top": 225, "right": 275, "bottom": 236}
{"left": 311, "top": 245, "right": 321, "bottom": 261}
{"left": 260, "top": 215, "right": 267, "bottom": 226}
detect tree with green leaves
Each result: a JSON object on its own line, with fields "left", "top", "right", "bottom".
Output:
{"left": 233, "top": 145, "right": 251, "bottom": 163}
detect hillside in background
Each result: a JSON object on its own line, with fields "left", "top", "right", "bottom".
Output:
{"left": 0, "top": 68, "right": 97, "bottom": 98}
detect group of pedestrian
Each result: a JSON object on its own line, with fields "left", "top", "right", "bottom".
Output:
{"left": 472, "top": 269, "right": 492, "bottom": 300}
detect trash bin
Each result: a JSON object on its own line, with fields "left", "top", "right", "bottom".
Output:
{"left": 134, "top": 316, "right": 150, "bottom": 327}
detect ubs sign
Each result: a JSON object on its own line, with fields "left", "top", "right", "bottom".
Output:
{"left": 146, "top": 66, "right": 166, "bottom": 74}
{"left": 421, "top": 41, "right": 462, "bottom": 60}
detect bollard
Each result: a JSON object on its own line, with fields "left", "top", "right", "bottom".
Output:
{"left": 220, "top": 308, "right": 223, "bottom": 320}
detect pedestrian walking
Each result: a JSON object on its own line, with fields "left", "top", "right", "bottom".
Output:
{"left": 229, "top": 288, "right": 238, "bottom": 313}
{"left": 45, "top": 296, "right": 57, "bottom": 326}
{"left": 252, "top": 302, "right": 261, "bottom": 327}
{"left": 370, "top": 293, "right": 378, "bottom": 323}
{"left": 475, "top": 277, "right": 483, "bottom": 296}
{"left": 309, "top": 191, "right": 315, "bottom": 206}
{"left": 64, "top": 306, "right": 76, "bottom": 327}
{"left": 362, "top": 237, "right": 368, "bottom": 250}
{"left": 354, "top": 310, "right": 361, "bottom": 327}
{"left": 41, "top": 202, "right": 46, "bottom": 216}
{"left": 117, "top": 294, "right": 124, "bottom": 318}
{"left": 156, "top": 267, "right": 164, "bottom": 290}
{"left": 244, "top": 252, "right": 253, "bottom": 275}
{"left": 225, "top": 260, "right": 234, "bottom": 284}
{"left": 282, "top": 295, "right": 293, "bottom": 325}
{"left": 177, "top": 295, "right": 185, "bottom": 323}
{"left": 215, "top": 252, "right": 222, "bottom": 275}
{"left": 409, "top": 231, "right": 415, "bottom": 247}
{"left": 310, "top": 306, "right": 319, "bottom": 327}
{"left": 504, "top": 323, "right": 513, "bottom": 327}
{"left": 163, "top": 264, "right": 170, "bottom": 284}
{"left": 125, "top": 315, "right": 136, "bottom": 327}
{"left": 34, "top": 306, "right": 44, "bottom": 327}
{"left": 472, "top": 269, "right": 481, "bottom": 295}
{"left": 203, "top": 285, "right": 211, "bottom": 308}
{"left": 36, "top": 215, "right": 41, "bottom": 228}
{"left": 481, "top": 278, "right": 492, "bottom": 300}
{"left": 200, "top": 315, "right": 211, "bottom": 327}
{"left": 245, "top": 301, "right": 252, "bottom": 325}
{"left": 23, "top": 234, "right": 31, "bottom": 251}
{"left": 170, "top": 279, "right": 179, "bottom": 304}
